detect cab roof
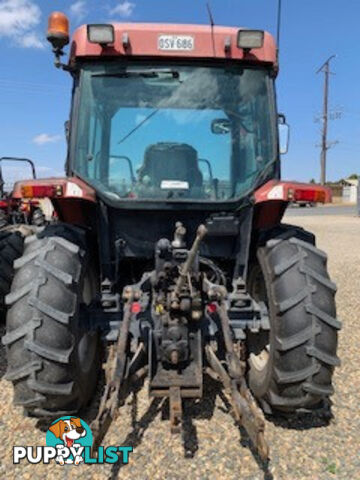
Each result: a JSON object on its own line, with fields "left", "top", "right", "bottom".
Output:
{"left": 70, "top": 23, "right": 277, "bottom": 65}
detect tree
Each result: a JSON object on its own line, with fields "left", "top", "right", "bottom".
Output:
{"left": 348, "top": 173, "right": 358, "bottom": 180}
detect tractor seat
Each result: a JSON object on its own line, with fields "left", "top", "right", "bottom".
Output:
{"left": 138, "top": 143, "right": 203, "bottom": 189}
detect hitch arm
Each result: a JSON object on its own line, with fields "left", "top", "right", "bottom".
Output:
{"left": 206, "top": 302, "right": 269, "bottom": 461}
{"left": 91, "top": 299, "right": 134, "bottom": 453}
{"left": 173, "top": 224, "right": 207, "bottom": 299}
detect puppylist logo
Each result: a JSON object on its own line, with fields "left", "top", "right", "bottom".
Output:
{"left": 13, "top": 416, "right": 132, "bottom": 466}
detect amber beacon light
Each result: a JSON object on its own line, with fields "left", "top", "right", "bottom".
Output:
{"left": 47, "top": 12, "right": 70, "bottom": 50}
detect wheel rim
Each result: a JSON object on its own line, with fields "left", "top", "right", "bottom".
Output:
{"left": 249, "top": 344, "right": 270, "bottom": 372}
{"left": 248, "top": 264, "right": 270, "bottom": 372}
{"left": 77, "top": 273, "right": 98, "bottom": 376}
{"left": 77, "top": 332, "right": 98, "bottom": 375}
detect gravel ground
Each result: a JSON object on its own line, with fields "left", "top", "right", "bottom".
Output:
{"left": 0, "top": 214, "right": 359, "bottom": 480}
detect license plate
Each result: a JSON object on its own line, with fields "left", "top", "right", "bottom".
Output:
{"left": 158, "top": 35, "right": 194, "bottom": 51}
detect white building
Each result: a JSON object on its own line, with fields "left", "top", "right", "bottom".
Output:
{"left": 342, "top": 178, "right": 359, "bottom": 204}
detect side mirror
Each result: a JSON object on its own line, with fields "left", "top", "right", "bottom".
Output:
{"left": 211, "top": 118, "right": 231, "bottom": 134}
{"left": 278, "top": 113, "right": 290, "bottom": 154}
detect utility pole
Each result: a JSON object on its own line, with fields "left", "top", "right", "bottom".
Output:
{"left": 316, "top": 55, "right": 336, "bottom": 185}
{"left": 276, "top": 0, "right": 282, "bottom": 60}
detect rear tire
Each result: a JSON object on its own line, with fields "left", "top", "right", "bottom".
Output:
{"left": 2, "top": 225, "right": 100, "bottom": 417}
{"left": 0, "top": 230, "right": 24, "bottom": 314}
{"left": 247, "top": 225, "right": 341, "bottom": 413}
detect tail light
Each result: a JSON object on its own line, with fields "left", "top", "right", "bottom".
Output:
{"left": 293, "top": 189, "right": 326, "bottom": 203}
{"left": 21, "top": 184, "right": 63, "bottom": 198}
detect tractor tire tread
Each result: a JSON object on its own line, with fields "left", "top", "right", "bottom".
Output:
{"left": 250, "top": 224, "right": 341, "bottom": 413}
{"left": 3, "top": 224, "right": 98, "bottom": 417}
{"left": 0, "top": 231, "right": 24, "bottom": 308}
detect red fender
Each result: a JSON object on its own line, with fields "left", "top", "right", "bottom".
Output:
{"left": 253, "top": 180, "right": 331, "bottom": 229}
{"left": 12, "top": 177, "right": 96, "bottom": 225}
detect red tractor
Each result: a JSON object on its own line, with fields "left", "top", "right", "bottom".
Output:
{"left": 0, "top": 157, "right": 46, "bottom": 314}
{"left": 2, "top": 12, "right": 340, "bottom": 460}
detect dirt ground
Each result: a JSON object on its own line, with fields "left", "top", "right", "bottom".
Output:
{"left": 0, "top": 213, "right": 359, "bottom": 480}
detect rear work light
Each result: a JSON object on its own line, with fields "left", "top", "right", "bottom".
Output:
{"left": 237, "top": 30, "right": 264, "bottom": 50}
{"left": 21, "top": 184, "right": 63, "bottom": 198}
{"left": 87, "top": 24, "right": 115, "bottom": 45}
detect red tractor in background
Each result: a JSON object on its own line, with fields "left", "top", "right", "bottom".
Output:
{"left": 1, "top": 12, "right": 340, "bottom": 460}
{"left": 0, "top": 157, "right": 46, "bottom": 314}
{"left": 0, "top": 157, "right": 46, "bottom": 226}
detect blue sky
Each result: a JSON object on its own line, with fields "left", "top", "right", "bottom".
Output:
{"left": 0, "top": 0, "right": 358, "bottom": 183}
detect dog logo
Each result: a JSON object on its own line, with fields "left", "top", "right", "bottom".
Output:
{"left": 14, "top": 416, "right": 132, "bottom": 465}
{"left": 46, "top": 416, "right": 93, "bottom": 465}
